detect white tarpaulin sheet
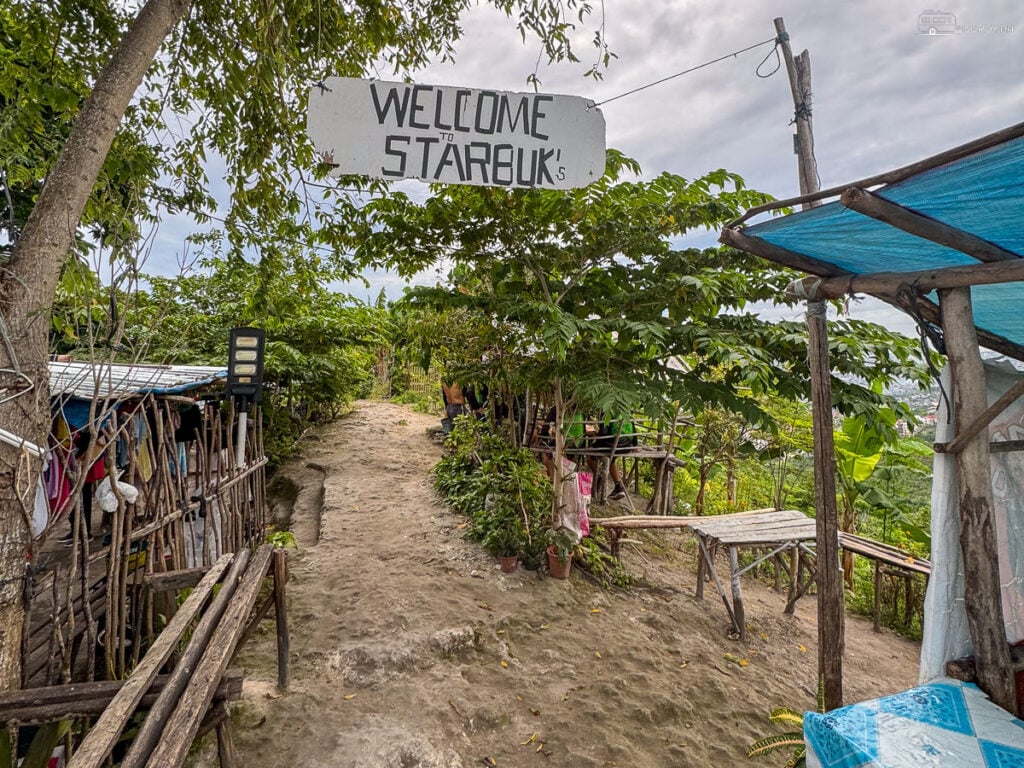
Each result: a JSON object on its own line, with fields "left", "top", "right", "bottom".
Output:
{"left": 920, "top": 360, "right": 1024, "bottom": 682}
{"left": 804, "top": 677, "right": 1024, "bottom": 767}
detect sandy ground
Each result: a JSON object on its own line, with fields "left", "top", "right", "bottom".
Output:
{"left": 220, "top": 400, "right": 921, "bottom": 768}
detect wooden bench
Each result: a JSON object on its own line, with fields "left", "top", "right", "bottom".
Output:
{"left": 839, "top": 532, "right": 931, "bottom": 632}
{"left": 590, "top": 515, "right": 699, "bottom": 557}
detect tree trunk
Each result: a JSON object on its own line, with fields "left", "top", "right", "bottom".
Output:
{"left": 694, "top": 467, "right": 710, "bottom": 515}
{"left": 551, "top": 378, "right": 566, "bottom": 529}
{"left": 0, "top": 0, "right": 191, "bottom": 692}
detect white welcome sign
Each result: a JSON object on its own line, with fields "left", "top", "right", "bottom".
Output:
{"left": 307, "top": 77, "right": 606, "bottom": 189}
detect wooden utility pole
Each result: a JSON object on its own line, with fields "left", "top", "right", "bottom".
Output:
{"left": 938, "top": 288, "right": 1016, "bottom": 712}
{"left": 775, "top": 16, "right": 844, "bottom": 710}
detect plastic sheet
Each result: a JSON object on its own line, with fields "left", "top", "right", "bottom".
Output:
{"left": 920, "top": 360, "right": 1024, "bottom": 681}
{"left": 805, "top": 677, "right": 1024, "bottom": 767}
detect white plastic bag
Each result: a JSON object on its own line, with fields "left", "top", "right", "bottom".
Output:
{"left": 95, "top": 473, "right": 139, "bottom": 512}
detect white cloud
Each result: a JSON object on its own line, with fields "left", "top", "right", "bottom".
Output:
{"left": 145, "top": 0, "right": 1022, "bottom": 335}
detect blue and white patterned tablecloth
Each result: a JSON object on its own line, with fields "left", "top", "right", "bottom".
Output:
{"left": 804, "top": 678, "right": 1024, "bottom": 768}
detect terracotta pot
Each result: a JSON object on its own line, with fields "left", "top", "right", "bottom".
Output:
{"left": 546, "top": 545, "right": 573, "bottom": 579}
{"left": 498, "top": 555, "right": 519, "bottom": 573}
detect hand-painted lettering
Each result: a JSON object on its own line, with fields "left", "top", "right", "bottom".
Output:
{"left": 474, "top": 91, "right": 499, "bottom": 134}
{"left": 453, "top": 90, "right": 472, "bottom": 133}
{"left": 409, "top": 85, "right": 432, "bottom": 129}
{"left": 465, "top": 142, "right": 491, "bottom": 183}
{"left": 531, "top": 95, "right": 552, "bottom": 140}
{"left": 536, "top": 147, "right": 555, "bottom": 184}
{"left": 370, "top": 83, "right": 411, "bottom": 126}
{"left": 382, "top": 135, "right": 409, "bottom": 177}
{"left": 434, "top": 91, "right": 452, "bottom": 131}
{"left": 492, "top": 144, "right": 514, "bottom": 186}
{"left": 415, "top": 136, "right": 440, "bottom": 178}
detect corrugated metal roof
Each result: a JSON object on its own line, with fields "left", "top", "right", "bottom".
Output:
{"left": 49, "top": 361, "right": 227, "bottom": 400}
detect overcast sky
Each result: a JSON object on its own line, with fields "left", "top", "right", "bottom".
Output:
{"left": 148, "top": 0, "right": 1022, "bottom": 336}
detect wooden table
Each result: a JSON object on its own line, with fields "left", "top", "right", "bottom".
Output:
{"left": 688, "top": 509, "right": 817, "bottom": 640}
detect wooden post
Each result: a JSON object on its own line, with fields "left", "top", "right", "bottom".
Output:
{"left": 785, "top": 545, "right": 799, "bottom": 615}
{"left": 729, "top": 547, "right": 746, "bottom": 641}
{"left": 774, "top": 18, "right": 819, "bottom": 199}
{"left": 938, "top": 287, "right": 1016, "bottom": 711}
{"left": 695, "top": 536, "right": 706, "bottom": 600}
{"left": 117, "top": 550, "right": 251, "bottom": 768}
{"left": 807, "top": 301, "right": 845, "bottom": 710}
{"left": 215, "top": 717, "right": 237, "bottom": 768}
{"left": 873, "top": 561, "right": 883, "bottom": 633}
{"left": 273, "top": 549, "right": 290, "bottom": 692}
{"left": 777, "top": 15, "right": 844, "bottom": 710}
{"left": 141, "top": 546, "right": 275, "bottom": 768}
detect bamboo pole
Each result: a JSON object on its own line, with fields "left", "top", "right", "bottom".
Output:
{"left": 938, "top": 287, "right": 1016, "bottom": 711}
{"left": 935, "top": 376, "right": 1024, "bottom": 456}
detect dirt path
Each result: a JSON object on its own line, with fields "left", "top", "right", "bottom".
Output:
{"left": 225, "top": 400, "right": 921, "bottom": 767}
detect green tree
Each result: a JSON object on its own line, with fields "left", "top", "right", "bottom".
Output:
{"left": 127, "top": 237, "right": 385, "bottom": 463}
{"left": 0, "top": 0, "right": 610, "bottom": 689}
{"left": 360, "top": 152, "right": 930, "bottom": 525}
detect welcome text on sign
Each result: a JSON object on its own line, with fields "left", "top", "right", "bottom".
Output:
{"left": 307, "top": 77, "right": 605, "bottom": 189}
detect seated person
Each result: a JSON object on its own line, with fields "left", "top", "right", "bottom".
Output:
{"left": 586, "top": 414, "right": 636, "bottom": 501}
{"left": 464, "top": 384, "right": 487, "bottom": 420}
{"left": 534, "top": 406, "right": 585, "bottom": 478}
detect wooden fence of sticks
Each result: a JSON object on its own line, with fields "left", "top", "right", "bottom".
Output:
{"left": 3, "top": 382, "right": 280, "bottom": 768}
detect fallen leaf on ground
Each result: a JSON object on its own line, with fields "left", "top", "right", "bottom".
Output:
{"left": 343, "top": 694, "right": 357, "bottom": 700}
{"left": 798, "top": 644, "right": 807, "bottom": 653}
{"left": 520, "top": 733, "right": 537, "bottom": 745}
{"left": 530, "top": 708, "right": 541, "bottom": 716}
{"left": 594, "top": 651, "right": 602, "bottom": 659}
{"left": 500, "top": 660, "right": 508, "bottom": 668}
{"left": 481, "top": 758, "right": 497, "bottom": 767}
{"left": 590, "top": 608, "right": 601, "bottom": 613}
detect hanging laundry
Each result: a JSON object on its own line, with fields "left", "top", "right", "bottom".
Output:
{"left": 134, "top": 413, "right": 154, "bottom": 482}
{"left": 32, "top": 475, "right": 48, "bottom": 538}
{"left": 43, "top": 446, "right": 72, "bottom": 519}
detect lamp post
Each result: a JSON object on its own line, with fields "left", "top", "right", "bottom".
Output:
{"left": 227, "top": 327, "right": 265, "bottom": 467}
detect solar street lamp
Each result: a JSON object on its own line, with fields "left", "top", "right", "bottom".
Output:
{"left": 227, "top": 327, "right": 265, "bottom": 466}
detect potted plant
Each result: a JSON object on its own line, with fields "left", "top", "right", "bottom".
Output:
{"left": 483, "top": 512, "right": 525, "bottom": 573}
{"left": 546, "top": 527, "right": 577, "bottom": 579}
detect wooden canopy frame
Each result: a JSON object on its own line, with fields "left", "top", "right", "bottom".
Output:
{"left": 720, "top": 122, "right": 1024, "bottom": 713}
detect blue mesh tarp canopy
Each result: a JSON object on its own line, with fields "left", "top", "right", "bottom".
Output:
{"left": 743, "top": 133, "right": 1024, "bottom": 351}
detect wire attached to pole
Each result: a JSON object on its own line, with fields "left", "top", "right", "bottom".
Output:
{"left": 590, "top": 36, "right": 781, "bottom": 109}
